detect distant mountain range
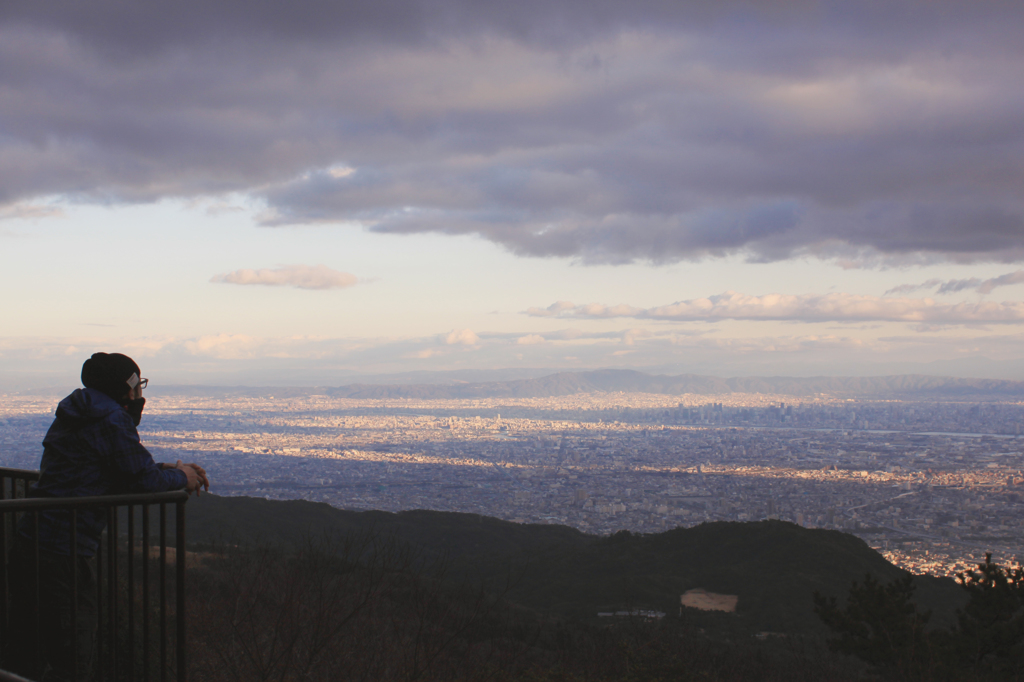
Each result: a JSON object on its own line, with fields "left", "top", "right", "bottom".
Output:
{"left": 155, "top": 369, "right": 1024, "bottom": 400}
{"left": 183, "top": 494, "right": 966, "bottom": 635}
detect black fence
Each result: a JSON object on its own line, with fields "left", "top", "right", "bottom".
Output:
{"left": 0, "top": 468, "right": 188, "bottom": 682}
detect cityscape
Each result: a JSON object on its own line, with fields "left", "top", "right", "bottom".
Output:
{"left": 3, "top": 388, "right": 1022, "bottom": 579}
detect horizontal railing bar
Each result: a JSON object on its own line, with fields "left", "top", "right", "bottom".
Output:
{"left": 0, "top": 468, "right": 190, "bottom": 682}
{"left": 0, "top": 468, "right": 41, "bottom": 480}
{"left": 0, "top": 490, "right": 188, "bottom": 512}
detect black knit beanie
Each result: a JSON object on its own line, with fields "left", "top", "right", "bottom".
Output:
{"left": 81, "top": 352, "right": 141, "bottom": 401}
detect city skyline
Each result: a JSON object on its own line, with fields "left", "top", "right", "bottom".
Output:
{"left": 4, "top": 1, "right": 1024, "bottom": 387}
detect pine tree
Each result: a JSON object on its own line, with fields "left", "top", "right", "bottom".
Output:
{"left": 952, "top": 553, "right": 1024, "bottom": 677}
{"left": 813, "top": 573, "right": 933, "bottom": 679}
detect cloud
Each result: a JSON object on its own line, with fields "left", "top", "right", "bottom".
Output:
{"left": 0, "top": 202, "right": 64, "bottom": 222}
{"left": 884, "top": 279, "right": 943, "bottom": 296}
{"left": 935, "top": 278, "right": 985, "bottom": 294}
{"left": 444, "top": 329, "right": 480, "bottom": 345}
{"left": 885, "top": 270, "right": 1024, "bottom": 296}
{"left": 527, "top": 291, "right": 1024, "bottom": 325}
{"left": 13, "top": 322, "right": 1024, "bottom": 388}
{"left": 515, "top": 334, "right": 546, "bottom": 345}
{"left": 523, "top": 301, "right": 576, "bottom": 317}
{"left": 622, "top": 329, "right": 652, "bottom": 345}
{"left": 210, "top": 264, "right": 358, "bottom": 290}
{"left": 182, "top": 334, "right": 263, "bottom": 360}
{"left": 3, "top": 2, "right": 1024, "bottom": 263}
{"left": 704, "top": 335, "right": 868, "bottom": 354}
{"left": 976, "top": 271, "right": 1024, "bottom": 294}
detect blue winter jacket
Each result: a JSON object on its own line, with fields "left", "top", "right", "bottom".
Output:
{"left": 19, "top": 388, "right": 188, "bottom": 556}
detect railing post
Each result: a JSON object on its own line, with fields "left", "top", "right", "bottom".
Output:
{"left": 71, "top": 509, "right": 78, "bottom": 681}
{"left": 128, "top": 504, "right": 136, "bottom": 682}
{"left": 143, "top": 504, "right": 151, "bottom": 682}
{"left": 32, "top": 512, "right": 39, "bottom": 679}
{"left": 96, "top": 523, "right": 105, "bottom": 682}
{"left": 160, "top": 503, "right": 167, "bottom": 682}
{"left": 1, "top": 476, "right": 7, "bottom": 643}
{"left": 108, "top": 506, "right": 119, "bottom": 682}
{"left": 175, "top": 500, "right": 187, "bottom": 682}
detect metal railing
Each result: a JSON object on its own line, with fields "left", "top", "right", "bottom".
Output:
{"left": 0, "top": 468, "right": 188, "bottom": 682}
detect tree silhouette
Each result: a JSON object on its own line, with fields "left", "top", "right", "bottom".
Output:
{"left": 817, "top": 555, "right": 1024, "bottom": 681}
{"left": 813, "top": 573, "right": 934, "bottom": 679}
{"left": 952, "top": 553, "right": 1024, "bottom": 677}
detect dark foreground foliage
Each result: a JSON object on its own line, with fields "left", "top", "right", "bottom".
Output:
{"left": 187, "top": 533, "right": 525, "bottom": 682}
{"left": 186, "top": 533, "right": 859, "bottom": 682}
{"left": 815, "top": 554, "right": 1024, "bottom": 681}
{"left": 184, "top": 495, "right": 966, "bottom": 635}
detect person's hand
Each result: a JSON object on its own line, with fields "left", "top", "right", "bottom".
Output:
{"left": 187, "top": 462, "right": 211, "bottom": 493}
{"left": 174, "top": 460, "right": 201, "bottom": 495}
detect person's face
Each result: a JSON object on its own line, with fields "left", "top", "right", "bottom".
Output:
{"left": 127, "top": 376, "right": 145, "bottom": 401}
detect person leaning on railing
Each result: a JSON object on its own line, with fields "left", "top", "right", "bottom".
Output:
{"left": 1, "top": 352, "right": 209, "bottom": 682}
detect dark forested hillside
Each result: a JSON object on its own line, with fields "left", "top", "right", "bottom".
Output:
{"left": 183, "top": 494, "right": 965, "bottom": 635}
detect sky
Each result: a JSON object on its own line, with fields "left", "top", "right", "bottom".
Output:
{"left": 3, "top": 0, "right": 1024, "bottom": 388}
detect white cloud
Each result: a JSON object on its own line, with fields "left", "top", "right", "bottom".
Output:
{"left": 515, "top": 334, "right": 545, "bottom": 345}
{"left": 0, "top": 202, "right": 64, "bottom": 222}
{"left": 182, "top": 334, "right": 262, "bottom": 360}
{"left": 621, "top": 329, "right": 653, "bottom": 346}
{"left": 523, "top": 301, "right": 577, "bottom": 317}
{"left": 527, "top": 291, "right": 1024, "bottom": 325}
{"left": 444, "top": 329, "right": 480, "bottom": 345}
{"left": 703, "top": 335, "right": 868, "bottom": 354}
{"left": 11, "top": 324, "right": 1024, "bottom": 387}
{"left": 326, "top": 165, "right": 355, "bottom": 179}
{"left": 210, "top": 264, "right": 358, "bottom": 290}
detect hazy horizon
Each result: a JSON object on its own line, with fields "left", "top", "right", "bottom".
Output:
{"left": 8, "top": 361, "right": 1024, "bottom": 394}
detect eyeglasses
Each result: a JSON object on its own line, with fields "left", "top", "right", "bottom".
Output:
{"left": 138, "top": 378, "right": 149, "bottom": 390}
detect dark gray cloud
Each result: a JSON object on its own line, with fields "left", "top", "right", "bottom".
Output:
{"left": 885, "top": 270, "right": 1024, "bottom": 296}
{"left": 3, "top": 1, "right": 1024, "bottom": 263}
{"left": 884, "top": 279, "right": 944, "bottom": 296}
{"left": 0, "top": 1, "right": 959, "bottom": 54}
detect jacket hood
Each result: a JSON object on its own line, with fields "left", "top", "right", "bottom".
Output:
{"left": 55, "top": 387, "right": 123, "bottom": 428}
